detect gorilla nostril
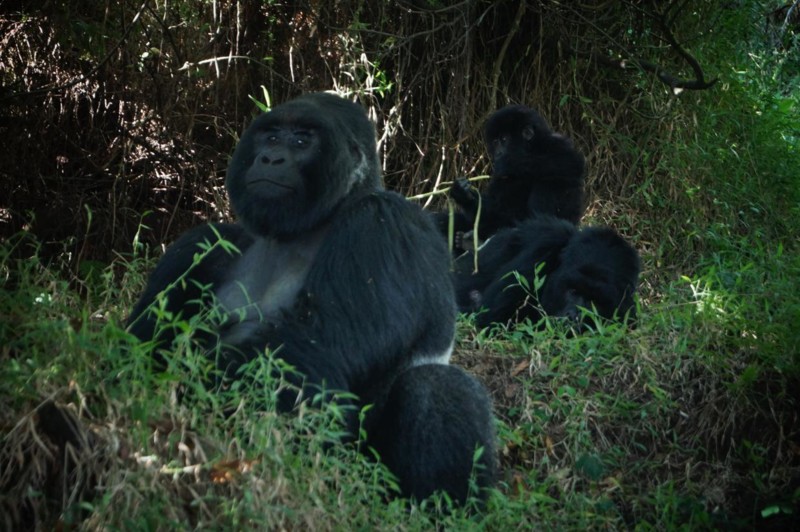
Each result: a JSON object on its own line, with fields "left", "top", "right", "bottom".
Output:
{"left": 272, "top": 158, "right": 285, "bottom": 165}
{"left": 260, "top": 155, "right": 270, "bottom": 164}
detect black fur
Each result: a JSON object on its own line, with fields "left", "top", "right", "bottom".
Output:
{"left": 364, "top": 364, "right": 496, "bottom": 504}
{"left": 455, "top": 216, "right": 640, "bottom": 329}
{"left": 127, "top": 92, "right": 495, "bottom": 504}
{"left": 436, "top": 105, "right": 586, "bottom": 253}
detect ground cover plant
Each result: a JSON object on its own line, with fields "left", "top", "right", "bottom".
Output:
{"left": 1, "top": 2, "right": 799, "bottom": 529}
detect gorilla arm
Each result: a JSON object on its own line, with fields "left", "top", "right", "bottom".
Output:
{"left": 448, "top": 177, "right": 482, "bottom": 221}
{"left": 127, "top": 223, "right": 253, "bottom": 356}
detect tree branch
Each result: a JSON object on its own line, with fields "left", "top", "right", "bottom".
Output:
{"left": 651, "top": 2, "right": 717, "bottom": 92}
{"left": 489, "top": 1, "right": 526, "bottom": 111}
{"left": 557, "top": 2, "right": 717, "bottom": 94}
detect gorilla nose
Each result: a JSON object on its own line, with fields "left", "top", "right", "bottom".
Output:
{"left": 260, "top": 155, "right": 285, "bottom": 165}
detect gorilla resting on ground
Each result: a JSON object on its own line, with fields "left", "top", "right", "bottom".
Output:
{"left": 454, "top": 216, "right": 640, "bottom": 330}
{"left": 436, "top": 105, "right": 586, "bottom": 253}
{"left": 127, "top": 92, "right": 496, "bottom": 504}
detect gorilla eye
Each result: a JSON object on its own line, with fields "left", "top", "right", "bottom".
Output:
{"left": 293, "top": 131, "right": 313, "bottom": 148}
{"left": 522, "top": 127, "right": 535, "bottom": 141}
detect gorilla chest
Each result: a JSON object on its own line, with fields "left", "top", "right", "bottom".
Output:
{"left": 214, "top": 231, "right": 326, "bottom": 342}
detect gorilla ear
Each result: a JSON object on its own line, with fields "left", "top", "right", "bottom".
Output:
{"left": 522, "top": 126, "right": 535, "bottom": 141}
{"left": 349, "top": 140, "right": 362, "bottom": 157}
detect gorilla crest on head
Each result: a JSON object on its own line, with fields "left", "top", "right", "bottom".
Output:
{"left": 226, "top": 92, "right": 382, "bottom": 239}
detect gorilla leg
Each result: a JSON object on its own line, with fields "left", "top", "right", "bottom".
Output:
{"left": 365, "top": 364, "right": 496, "bottom": 504}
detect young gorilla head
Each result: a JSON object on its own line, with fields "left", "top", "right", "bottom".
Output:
{"left": 226, "top": 92, "right": 382, "bottom": 239}
{"left": 484, "top": 105, "right": 585, "bottom": 185}
{"left": 541, "top": 226, "right": 641, "bottom": 323}
{"left": 433, "top": 104, "right": 586, "bottom": 253}
{"left": 484, "top": 105, "right": 550, "bottom": 177}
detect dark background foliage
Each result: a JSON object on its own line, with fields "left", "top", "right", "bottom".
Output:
{"left": 1, "top": 1, "right": 725, "bottom": 266}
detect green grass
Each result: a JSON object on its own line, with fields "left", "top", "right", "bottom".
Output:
{"left": 3, "top": 196, "right": 798, "bottom": 529}
{"left": 0, "top": 235, "right": 477, "bottom": 529}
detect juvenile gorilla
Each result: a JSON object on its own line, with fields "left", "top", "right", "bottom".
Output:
{"left": 455, "top": 216, "right": 640, "bottom": 329}
{"left": 438, "top": 105, "right": 586, "bottom": 253}
{"left": 128, "top": 93, "right": 495, "bottom": 504}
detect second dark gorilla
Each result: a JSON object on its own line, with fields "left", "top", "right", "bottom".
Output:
{"left": 128, "top": 92, "right": 496, "bottom": 505}
{"left": 438, "top": 105, "right": 586, "bottom": 253}
{"left": 455, "top": 216, "right": 640, "bottom": 329}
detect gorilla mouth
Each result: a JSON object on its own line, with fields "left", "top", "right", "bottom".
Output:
{"left": 247, "top": 178, "right": 297, "bottom": 192}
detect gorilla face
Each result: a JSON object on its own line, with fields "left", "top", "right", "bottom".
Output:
{"left": 241, "top": 123, "right": 321, "bottom": 199}
{"left": 226, "top": 93, "right": 381, "bottom": 239}
{"left": 483, "top": 105, "right": 553, "bottom": 179}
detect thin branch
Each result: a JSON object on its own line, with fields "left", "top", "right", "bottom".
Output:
{"left": 560, "top": 2, "right": 716, "bottom": 94}
{"left": 489, "top": 1, "right": 526, "bottom": 112}
{"left": 652, "top": 3, "right": 717, "bottom": 91}
{"left": 781, "top": 0, "right": 800, "bottom": 36}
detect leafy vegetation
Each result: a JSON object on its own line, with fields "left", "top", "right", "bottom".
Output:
{"left": 1, "top": 1, "right": 799, "bottom": 530}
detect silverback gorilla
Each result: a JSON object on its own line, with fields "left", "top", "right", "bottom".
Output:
{"left": 127, "top": 93, "right": 496, "bottom": 504}
{"left": 438, "top": 105, "right": 586, "bottom": 253}
{"left": 455, "top": 216, "right": 640, "bottom": 330}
